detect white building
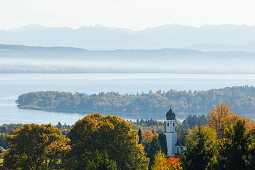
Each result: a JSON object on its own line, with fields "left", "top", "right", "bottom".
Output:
{"left": 164, "top": 108, "right": 177, "bottom": 156}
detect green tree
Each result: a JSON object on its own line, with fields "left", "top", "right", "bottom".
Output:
{"left": 64, "top": 113, "right": 148, "bottom": 170}
{"left": 0, "top": 133, "right": 8, "bottom": 149}
{"left": 3, "top": 124, "right": 70, "bottom": 170}
{"left": 217, "top": 120, "right": 254, "bottom": 170}
{"left": 138, "top": 128, "right": 143, "bottom": 144}
{"left": 86, "top": 151, "right": 117, "bottom": 170}
{"left": 180, "top": 126, "right": 217, "bottom": 170}
{"left": 158, "top": 133, "right": 167, "bottom": 155}
{"left": 147, "top": 136, "right": 161, "bottom": 169}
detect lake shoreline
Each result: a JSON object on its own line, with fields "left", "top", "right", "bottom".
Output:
{"left": 1, "top": 73, "right": 255, "bottom": 125}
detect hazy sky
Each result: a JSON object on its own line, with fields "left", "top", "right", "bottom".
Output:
{"left": 1, "top": 0, "right": 255, "bottom": 30}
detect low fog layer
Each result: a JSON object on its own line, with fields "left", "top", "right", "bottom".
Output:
{"left": 0, "top": 44, "right": 255, "bottom": 74}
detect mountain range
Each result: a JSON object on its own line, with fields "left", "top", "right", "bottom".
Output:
{"left": 2, "top": 24, "right": 255, "bottom": 51}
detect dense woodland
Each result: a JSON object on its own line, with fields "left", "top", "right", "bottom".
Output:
{"left": 0, "top": 104, "right": 255, "bottom": 169}
{"left": 17, "top": 86, "right": 255, "bottom": 118}
{"left": 0, "top": 115, "right": 206, "bottom": 151}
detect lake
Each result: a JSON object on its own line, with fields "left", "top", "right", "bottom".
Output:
{"left": 1, "top": 73, "right": 255, "bottom": 125}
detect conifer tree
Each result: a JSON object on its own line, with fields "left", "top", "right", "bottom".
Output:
{"left": 147, "top": 136, "right": 161, "bottom": 169}
{"left": 138, "top": 128, "right": 142, "bottom": 144}
{"left": 217, "top": 120, "right": 254, "bottom": 170}
{"left": 158, "top": 133, "right": 167, "bottom": 155}
{"left": 180, "top": 126, "right": 217, "bottom": 170}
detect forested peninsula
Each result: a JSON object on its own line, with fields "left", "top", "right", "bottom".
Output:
{"left": 16, "top": 86, "right": 255, "bottom": 119}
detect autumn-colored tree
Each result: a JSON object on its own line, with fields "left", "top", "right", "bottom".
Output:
{"left": 3, "top": 124, "right": 70, "bottom": 169}
{"left": 151, "top": 151, "right": 167, "bottom": 170}
{"left": 166, "top": 156, "right": 182, "bottom": 170}
{"left": 207, "top": 104, "right": 250, "bottom": 136}
{"left": 249, "top": 124, "right": 255, "bottom": 136}
{"left": 64, "top": 113, "right": 148, "bottom": 169}
{"left": 208, "top": 104, "right": 233, "bottom": 134}
{"left": 143, "top": 130, "right": 157, "bottom": 143}
{"left": 152, "top": 151, "right": 182, "bottom": 170}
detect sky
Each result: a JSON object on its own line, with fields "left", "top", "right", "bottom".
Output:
{"left": 1, "top": 0, "right": 255, "bottom": 30}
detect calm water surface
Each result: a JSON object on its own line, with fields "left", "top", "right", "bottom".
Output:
{"left": 1, "top": 73, "right": 255, "bottom": 125}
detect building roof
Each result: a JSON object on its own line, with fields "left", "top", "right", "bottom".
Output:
{"left": 166, "top": 107, "right": 175, "bottom": 120}
{"left": 176, "top": 132, "right": 187, "bottom": 146}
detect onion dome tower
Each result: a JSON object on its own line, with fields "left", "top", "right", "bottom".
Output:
{"left": 165, "top": 107, "right": 177, "bottom": 156}
{"left": 166, "top": 108, "right": 175, "bottom": 120}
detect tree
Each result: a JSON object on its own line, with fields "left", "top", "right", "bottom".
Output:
{"left": 151, "top": 151, "right": 167, "bottom": 170}
{"left": 143, "top": 130, "right": 157, "bottom": 143}
{"left": 147, "top": 137, "right": 161, "bottom": 169}
{"left": 57, "top": 122, "right": 62, "bottom": 129}
{"left": 64, "top": 113, "right": 148, "bottom": 169}
{"left": 166, "top": 156, "right": 182, "bottom": 170}
{"left": 86, "top": 151, "right": 117, "bottom": 170}
{"left": 180, "top": 126, "right": 217, "bottom": 170}
{"left": 152, "top": 151, "right": 182, "bottom": 170}
{"left": 3, "top": 124, "right": 70, "bottom": 169}
{"left": 158, "top": 133, "right": 167, "bottom": 155}
{"left": 208, "top": 104, "right": 233, "bottom": 135}
{"left": 138, "top": 128, "right": 143, "bottom": 144}
{"left": 217, "top": 120, "right": 255, "bottom": 170}
{"left": 207, "top": 104, "right": 250, "bottom": 137}
{"left": 0, "top": 133, "right": 9, "bottom": 149}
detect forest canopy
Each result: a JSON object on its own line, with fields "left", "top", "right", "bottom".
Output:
{"left": 16, "top": 86, "right": 255, "bottom": 119}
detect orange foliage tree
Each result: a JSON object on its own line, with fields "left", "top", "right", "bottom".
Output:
{"left": 143, "top": 130, "right": 158, "bottom": 143}
{"left": 166, "top": 156, "right": 182, "bottom": 170}
{"left": 152, "top": 151, "right": 182, "bottom": 170}
{"left": 208, "top": 104, "right": 250, "bottom": 136}
{"left": 208, "top": 104, "right": 233, "bottom": 132}
{"left": 248, "top": 124, "right": 255, "bottom": 136}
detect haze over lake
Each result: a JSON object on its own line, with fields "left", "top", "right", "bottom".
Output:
{"left": 1, "top": 73, "right": 255, "bottom": 125}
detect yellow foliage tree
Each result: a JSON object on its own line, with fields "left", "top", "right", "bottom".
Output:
{"left": 3, "top": 124, "right": 70, "bottom": 169}
{"left": 151, "top": 151, "right": 167, "bottom": 170}
{"left": 152, "top": 151, "right": 182, "bottom": 170}
{"left": 208, "top": 104, "right": 250, "bottom": 136}
{"left": 208, "top": 104, "right": 233, "bottom": 133}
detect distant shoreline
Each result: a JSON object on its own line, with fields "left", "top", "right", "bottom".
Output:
{"left": 16, "top": 86, "right": 255, "bottom": 120}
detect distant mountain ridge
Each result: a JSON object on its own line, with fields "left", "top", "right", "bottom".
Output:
{"left": 1, "top": 44, "right": 255, "bottom": 74}
{"left": 2, "top": 24, "right": 255, "bottom": 51}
